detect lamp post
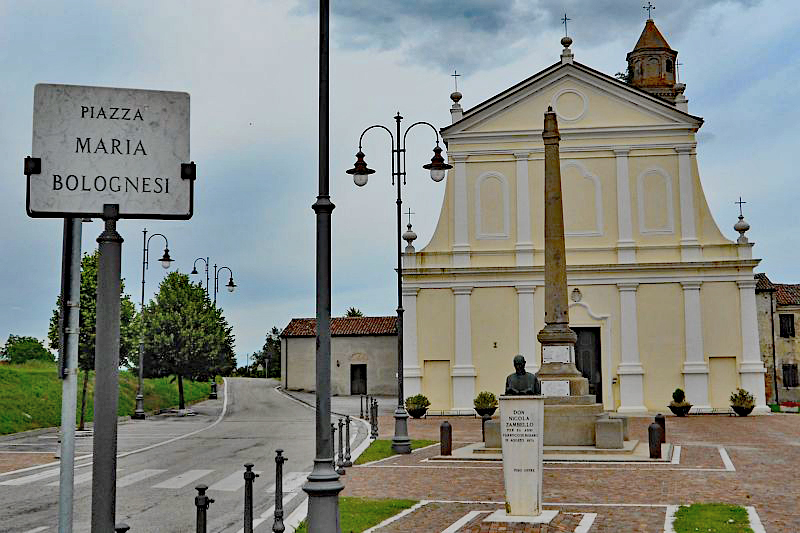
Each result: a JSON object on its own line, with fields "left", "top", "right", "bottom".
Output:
{"left": 346, "top": 112, "right": 452, "bottom": 454}
{"left": 191, "top": 257, "right": 210, "bottom": 295}
{"left": 132, "top": 228, "right": 173, "bottom": 420}
{"left": 212, "top": 264, "right": 236, "bottom": 306}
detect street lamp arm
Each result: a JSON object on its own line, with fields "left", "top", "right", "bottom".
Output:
{"left": 216, "top": 266, "right": 233, "bottom": 280}
{"left": 358, "top": 124, "right": 396, "bottom": 183}
{"left": 144, "top": 233, "right": 169, "bottom": 269}
{"left": 402, "top": 121, "right": 440, "bottom": 145}
{"left": 192, "top": 257, "right": 208, "bottom": 271}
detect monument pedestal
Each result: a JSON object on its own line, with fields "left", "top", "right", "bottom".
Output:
{"left": 492, "top": 395, "right": 554, "bottom": 521}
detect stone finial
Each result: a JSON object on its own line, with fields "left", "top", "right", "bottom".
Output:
{"left": 560, "top": 36, "right": 574, "bottom": 65}
{"left": 403, "top": 222, "right": 417, "bottom": 253}
{"left": 450, "top": 91, "right": 463, "bottom": 123}
{"left": 734, "top": 214, "right": 750, "bottom": 244}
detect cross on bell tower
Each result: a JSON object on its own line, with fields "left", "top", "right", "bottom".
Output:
{"left": 644, "top": 1, "right": 655, "bottom": 19}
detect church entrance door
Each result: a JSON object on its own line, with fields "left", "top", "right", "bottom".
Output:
{"left": 573, "top": 327, "right": 602, "bottom": 404}
{"left": 350, "top": 364, "right": 367, "bottom": 395}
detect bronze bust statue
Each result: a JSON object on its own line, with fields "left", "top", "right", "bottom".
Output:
{"left": 505, "top": 355, "right": 541, "bottom": 395}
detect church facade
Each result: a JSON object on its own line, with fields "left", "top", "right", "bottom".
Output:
{"left": 401, "top": 20, "right": 768, "bottom": 414}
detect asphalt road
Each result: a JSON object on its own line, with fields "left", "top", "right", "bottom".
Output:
{"left": 0, "top": 377, "right": 366, "bottom": 533}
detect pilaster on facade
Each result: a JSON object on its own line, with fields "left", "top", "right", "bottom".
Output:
{"left": 675, "top": 146, "right": 701, "bottom": 262}
{"left": 402, "top": 286, "right": 421, "bottom": 397}
{"left": 514, "top": 152, "right": 534, "bottom": 267}
{"left": 515, "top": 285, "right": 537, "bottom": 371}
{"left": 616, "top": 282, "right": 646, "bottom": 413}
{"left": 614, "top": 148, "right": 636, "bottom": 264}
{"left": 736, "top": 279, "right": 769, "bottom": 413}
{"left": 680, "top": 280, "right": 710, "bottom": 410}
{"left": 452, "top": 154, "right": 471, "bottom": 268}
{"left": 452, "top": 285, "right": 476, "bottom": 409}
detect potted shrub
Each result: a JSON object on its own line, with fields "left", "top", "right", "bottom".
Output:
{"left": 473, "top": 391, "right": 498, "bottom": 417}
{"left": 730, "top": 388, "right": 755, "bottom": 416}
{"left": 668, "top": 388, "right": 692, "bottom": 417}
{"left": 405, "top": 394, "right": 430, "bottom": 419}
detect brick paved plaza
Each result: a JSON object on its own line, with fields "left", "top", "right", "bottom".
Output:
{"left": 341, "top": 413, "right": 799, "bottom": 531}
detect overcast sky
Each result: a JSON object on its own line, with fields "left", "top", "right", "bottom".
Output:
{"left": 1, "top": 0, "right": 796, "bottom": 367}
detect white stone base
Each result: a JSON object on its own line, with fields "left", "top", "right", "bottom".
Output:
{"left": 484, "top": 509, "right": 559, "bottom": 524}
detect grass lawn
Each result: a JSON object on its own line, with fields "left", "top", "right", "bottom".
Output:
{"left": 354, "top": 439, "right": 437, "bottom": 465}
{"left": 0, "top": 361, "right": 216, "bottom": 435}
{"left": 294, "top": 497, "right": 417, "bottom": 533}
{"left": 673, "top": 503, "right": 753, "bottom": 533}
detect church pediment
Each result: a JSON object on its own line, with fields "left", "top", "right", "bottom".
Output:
{"left": 443, "top": 62, "right": 702, "bottom": 141}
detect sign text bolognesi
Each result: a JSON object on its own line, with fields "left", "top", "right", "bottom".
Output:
{"left": 28, "top": 84, "right": 192, "bottom": 219}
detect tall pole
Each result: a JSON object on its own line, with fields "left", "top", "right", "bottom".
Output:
{"left": 133, "top": 228, "right": 148, "bottom": 420}
{"left": 57, "top": 217, "right": 81, "bottom": 533}
{"left": 303, "top": 0, "right": 343, "bottom": 530}
{"left": 213, "top": 264, "right": 218, "bottom": 306}
{"left": 205, "top": 257, "right": 209, "bottom": 296}
{"left": 91, "top": 204, "right": 123, "bottom": 532}
{"left": 392, "top": 113, "right": 411, "bottom": 454}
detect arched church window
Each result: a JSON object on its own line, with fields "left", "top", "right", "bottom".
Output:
{"left": 645, "top": 57, "right": 660, "bottom": 78}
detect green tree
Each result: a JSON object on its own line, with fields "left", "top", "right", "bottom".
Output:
{"left": 345, "top": 307, "right": 363, "bottom": 317}
{"left": 254, "top": 326, "right": 281, "bottom": 378}
{"left": 142, "top": 272, "right": 235, "bottom": 409}
{"left": 48, "top": 250, "right": 138, "bottom": 430}
{"left": 0, "top": 335, "right": 54, "bottom": 364}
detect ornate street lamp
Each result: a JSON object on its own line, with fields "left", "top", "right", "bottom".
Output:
{"left": 132, "top": 228, "right": 173, "bottom": 420}
{"left": 346, "top": 112, "right": 452, "bottom": 454}
{"left": 191, "top": 257, "right": 210, "bottom": 295}
{"left": 213, "top": 264, "right": 236, "bottom": 306}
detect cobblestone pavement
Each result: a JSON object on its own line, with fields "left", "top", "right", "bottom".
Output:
{"left": 340, "top": 413, "right": 800, "bottom": 531}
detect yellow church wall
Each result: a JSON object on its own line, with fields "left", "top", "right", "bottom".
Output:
{"left": 629, "top": 153, "right": 681, "bottom": 246}
{"left": 471, "top": 77, "right": 678, "bottom": 133}
{"left": 470, "top": 253, "right": 516, "bottom": 268}
{"left": 691, "top": 158, "right": 733, "bottom": 246}
{"left": 701, "top": 282, "right": 742, "bottom": 360}
{"left": 466, "top": 160, "right": 517, "bottom": 251}
{"left": 418, "top": 167, "right": 455, "bottom": 255}
{"left": 416, "top": 289, "right": 454, "bottom": 365}
{"left": 472, "top": 287, "right": 519, "bottom": 395}
{"left": 638, "top": 283, "right": 685, "bottom": 409}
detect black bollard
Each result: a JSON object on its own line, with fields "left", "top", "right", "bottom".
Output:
{"left": 360, "top": 395, "right": 365, "bottom": 419}
{"left": 648, "top": 422, "right": 663, "bottom": 459}
{"left": 115, "top": 524, "right": 130, "bottom": 533}
{"left": 370, "top": 399, "right": 379, "bottom": 439}
{"left": 336, "top": 418, "right": 346, "bottom": 475}
{"left": 272, "top": 449, "right": 287, "bottom": 533}
{"left": 209, "top": 381, "right": 218, "bottom": 400}
{"left": 331, "top": 423, "right": 337, "bottom": 469}
{"left": 243, "top": 463, "right": 259, "bottom": 533}
{"left": 440, "top": 421, "right": 452, "bottom": 456}
{"left": 655, "top": 413, "right": 666, "bottom": 444}
{"left": 343, "top": 415, "right": 353, "bottom": 467}
{"left": 194, "top": 484, "right": 214, "bottom": 533}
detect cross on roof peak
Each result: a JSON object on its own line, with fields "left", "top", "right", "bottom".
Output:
{"left": 735, "top": 197, "right": 747, "bottom": 217}
{"left": 561, "top": 13, "right": 571, "bottom": 37}
{"left": 644, "top": 2, "right": 655, "bottom": 19}
{"left": 451, "top": 70, "right": 460, "bottom": 92}
{"left": 405, "top": 208, "right": 415, "bottom": 226}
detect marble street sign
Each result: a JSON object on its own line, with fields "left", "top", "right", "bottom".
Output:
{"left": 28, "top": 84, "right": 192, "bottom": 219}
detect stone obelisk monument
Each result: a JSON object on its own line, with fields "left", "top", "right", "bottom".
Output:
{"left": 537, "top": 107, "right": 603, "bottom": 445}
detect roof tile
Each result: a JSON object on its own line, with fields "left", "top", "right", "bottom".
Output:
{"left": 281, "top": 316, "right": 397, "bottom": 337}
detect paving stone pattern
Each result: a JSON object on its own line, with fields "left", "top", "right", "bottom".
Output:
{"left": 345, "top": 413, "right": 800, "bottom": 531}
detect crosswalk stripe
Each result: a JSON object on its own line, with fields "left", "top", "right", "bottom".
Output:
{"left": 0, "top": 468, "right": 61, "bottom": 486}
{"left": 208, "top": 470, "right": 262, "bottom": 492}
{"left": 152, "top": 469, "right": 213, "bottom": 489}
{"left": 45, "top": 468, "right": 111, "bottom": 487}
{"left": 263, "top": 471, "right": 306, "bottom": 495}
{"left": 117, "top": 469, "right": 167, "bottom": 488}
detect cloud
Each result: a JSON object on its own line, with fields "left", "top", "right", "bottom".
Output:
{"left": 292, "top": 0, "right": 762, "bottom": 73}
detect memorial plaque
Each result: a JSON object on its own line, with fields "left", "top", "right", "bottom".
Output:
{"left": 542, "top": 344, "right": 573, "bottom": 364}
{"left": 541, "top": 380, "right": 570, "bottom": 397}
{"left": 498, "top": 395, "right": 544, "bottom": 517}
{"left": 28, "top": 83, "right": 192, "bottom": 219}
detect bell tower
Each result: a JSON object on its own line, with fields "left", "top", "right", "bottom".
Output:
{"left": 626, "top": 18, "right": 686, "bottom": 105}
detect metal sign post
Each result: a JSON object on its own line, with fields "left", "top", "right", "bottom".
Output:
{"left": 27, "top": 83, "right": 193, "bottom": 531}
{"left": 57, "top": 217, "right": 81, "bottom": 533}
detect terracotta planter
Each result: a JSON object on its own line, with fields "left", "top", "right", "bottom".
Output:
{"left": 668, "top": 404, "right": 692, "bottom": 417}
{"left": 474, "top": 407, "right": 497, "bottom": 417}
{"left": 407, "top": 407, "right": 428, "bottom": 419}
{"left": 732, "top": 405, "right": 754, "bottom": 417}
